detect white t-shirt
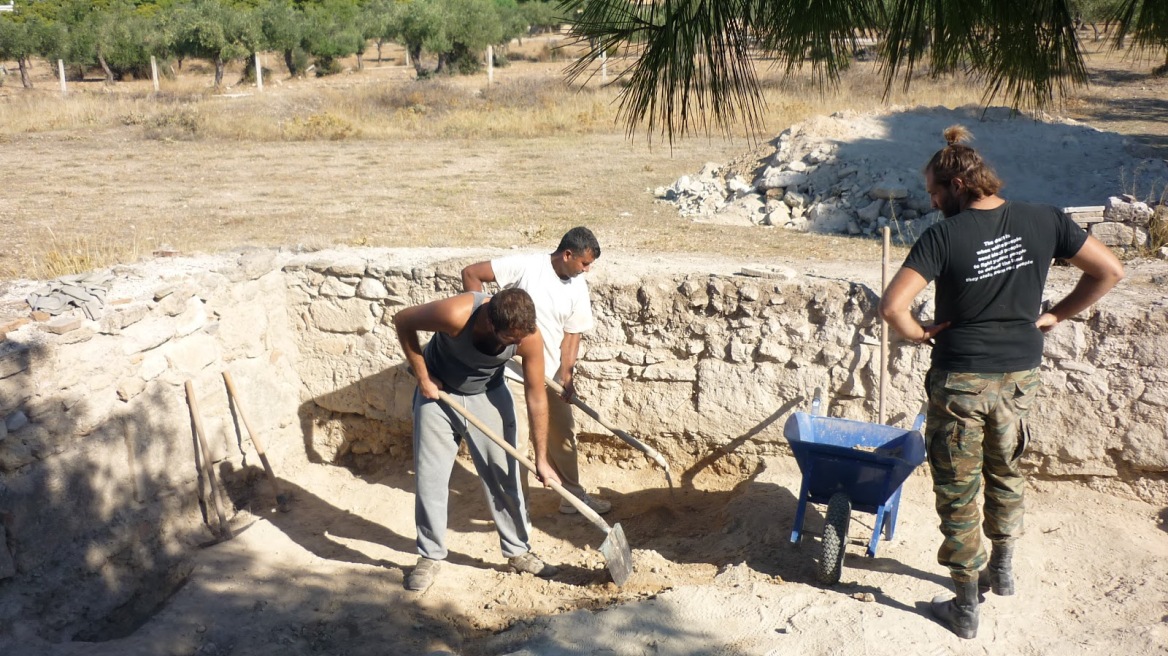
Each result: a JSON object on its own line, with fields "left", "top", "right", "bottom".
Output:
{"left": 492, "top": 252, "right": 594, "bottom": 380}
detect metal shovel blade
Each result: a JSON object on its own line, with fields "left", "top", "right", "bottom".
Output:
{"left": 600, "top": 522, "right": 633, "bottom": 586}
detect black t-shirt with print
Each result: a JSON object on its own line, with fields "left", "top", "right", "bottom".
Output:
{"left": 902, "top": 201, "right": 1088, "bottom": 373}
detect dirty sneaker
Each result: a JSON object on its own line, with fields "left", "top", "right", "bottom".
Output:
{"left": 405, "top": 557, "right": 441, "bottom": 592}
{"left": 559, "top": 493, "right": 612, "bottom": 515}
{"left": 508, "top": 552, "right": 559, "bottom": 578}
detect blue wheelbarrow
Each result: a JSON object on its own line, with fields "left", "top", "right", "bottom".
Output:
{"left": 782, "top": 389, "right": 927, "bottom": 584}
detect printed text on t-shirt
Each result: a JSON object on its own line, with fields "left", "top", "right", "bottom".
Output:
{"left": 966, "top": 234, "right": 1034, "bottom": 282}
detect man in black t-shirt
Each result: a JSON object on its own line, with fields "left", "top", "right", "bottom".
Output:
{"left": 879, "top": 126, "right": 1124, "bottom": 639}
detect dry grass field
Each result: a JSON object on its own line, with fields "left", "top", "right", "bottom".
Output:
{"left": 1, "top": 36, "right": 1166, "bottom": 281}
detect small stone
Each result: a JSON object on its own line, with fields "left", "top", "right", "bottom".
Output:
{"left": 117, "top": 378, "right": 147, "bottom": 402}
{"left": 45, "top": 316, "right": 83, "bottom": 335}
{"left": 30, "top": 311, "right": 50, "bottom": 322}
{"left": 5, "top": 411, "right": 29, "bottom": 433}
{"left": 58, "top": 285, "right": 95, "bottom": 303}
{"left": 0, "top": 318, "right": 30, "bottom": 338}
{"left": 852, "top": 592, "right": 876, "bottom": 602}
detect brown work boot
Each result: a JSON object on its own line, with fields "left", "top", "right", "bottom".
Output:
{"left": 978, "top": 541, "right": 1016, "bottom": 596}
{"left": 931, "top": 577, "right": 979, "bottom": 639}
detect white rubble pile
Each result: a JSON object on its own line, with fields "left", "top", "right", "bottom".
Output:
{"left": 655, "top": 105, "right": 1168, "bottom": 245}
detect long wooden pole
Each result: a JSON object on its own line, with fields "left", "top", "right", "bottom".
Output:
{"left": 185, "top": 381, "right": 233, "bottom": 539}
{"left": 222, "top": 371, "right": 288, "bottom": 511}
{"left": 879, "top": 226, "right": 891, "bottom": 424}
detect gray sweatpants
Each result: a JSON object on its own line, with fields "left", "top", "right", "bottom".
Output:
{"left": 412, "top": 384, "right": 531, "bottom": 561}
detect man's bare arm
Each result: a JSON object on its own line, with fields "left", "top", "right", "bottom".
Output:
{"left": 392, "top": 294, "right": 474, "bottom": 399}
{"left": 461, "top": 261, "right": 496, "bottom": 292}
{"left": 516, "top": 330, "right": 560, "bottom": 487}
{"left": 879, "top": 267, "right": 949, "bottom": 343}
{"left": 1036, "top": 236, "right": 1125, "bottom": 332}
{"left": 556, "top": 332, "right": 583, "bottom": 399}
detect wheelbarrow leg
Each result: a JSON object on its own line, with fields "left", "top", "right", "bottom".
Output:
{"left": 884, "top": 485, "right": 905, "bottom": 541}
{"left": 790, "top": 463, "right": 814, "bottom": 544}
{"left": 867, "top": 505, "right": 887, "bottom": 557}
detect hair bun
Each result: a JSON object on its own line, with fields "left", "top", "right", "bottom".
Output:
{"left": 944, "top": 125, "right": 973, "bottom": 146}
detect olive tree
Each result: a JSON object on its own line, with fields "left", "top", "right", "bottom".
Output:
{"left": 300, "top": 0, "right": 364, "bottom": 75}
{"left": 170, "top": 0, "right": 258, "bottom": 87}
{"left": 400, "top": 0, "right": 503, "bottom": 76}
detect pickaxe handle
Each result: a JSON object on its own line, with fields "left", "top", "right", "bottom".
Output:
{"left": 543, "top": 377, "right": 674, "bottom": 487}
{"left": 222, "top": 371, "right": 289, "bottom": 511}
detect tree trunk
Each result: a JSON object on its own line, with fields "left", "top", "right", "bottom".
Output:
{"left": 284, "top": 49, "right": 297, "bottom": 77}
{"left": 18, "top": 57, "right": 32, "bottom": 89}
{"left": 376, "top": 40, "right": 383, "bottom": 62}
{"left": 410, "top": 44, "right": 426, "bottom": 76}
{"left": 214, "top": 56, "right": 225, "bottom": 87}
{"left": 356, "top": 51, "right": 363, "bottom": 71}
{"left": 239, "top": 52, "right": 256, "bottom": 84}
{"left": 435, "top": 53, "right": 446, "bottom": 75}
{"left": 98, "top": 50, "right": 114, "bottom": 84}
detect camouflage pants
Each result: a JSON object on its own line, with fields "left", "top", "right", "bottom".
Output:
{"left": 924, "top": 368, "right": 1040, "bottom": 582}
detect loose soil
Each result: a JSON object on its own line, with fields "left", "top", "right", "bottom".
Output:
{"left": 2, "top": 38, "right": 1167, "bottom": 656}
{"left": 12, "top": 450, "right": 1167, "bottom": 656}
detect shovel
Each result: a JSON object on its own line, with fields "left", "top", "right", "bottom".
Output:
{"left": 543, "top": 376, "right": 674, "bottom": 489}
{"left": 434, "top": 389, "right": 633, "bottom": 586}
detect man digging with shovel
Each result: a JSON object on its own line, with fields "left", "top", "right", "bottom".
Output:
{"left": 393, "top": 288, "right": 561, "bottom": 593}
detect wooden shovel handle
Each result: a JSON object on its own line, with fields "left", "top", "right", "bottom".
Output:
{"left": 185, "top": 380, "right": 233, "bottom": 539}
{"left": 433, "top": 389, "right": 612, "bottom": 535}
{"left": 222, "top": 370, "right": 287, "bottom": 509}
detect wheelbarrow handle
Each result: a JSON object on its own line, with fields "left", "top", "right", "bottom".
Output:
{"left": 912, "top": 400, "right": 928, "bottom": 432}
{"left": 433, "top": 389, "right": 613, "bottom": 535}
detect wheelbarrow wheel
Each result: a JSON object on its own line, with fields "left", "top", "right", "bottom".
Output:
{"left": 818, "top": 493, "right": 851, "bottom": 585}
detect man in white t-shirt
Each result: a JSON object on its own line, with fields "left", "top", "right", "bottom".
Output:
{"left": 461, "top": 227, "right": 611, "bottom": 515}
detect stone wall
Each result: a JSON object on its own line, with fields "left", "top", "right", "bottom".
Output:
{"left": 1, "top": 247, "right": 1164, "bottom": 642}
{"left": 0, "top": 251, "right": 304, "bottom": 642}
{"left": 1068, "top": 197, "right": 1168, "bottom": 259}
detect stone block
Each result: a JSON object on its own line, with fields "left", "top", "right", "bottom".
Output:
{"left": 1090, "top": 221, "right": 1145, "bottom": 247}
{"left": 320, "top": 277, "right": 357, "bottom": 298}
{"left": 120, "top": 317, "right": 175, "bottom": 355}
{"left": 139, "top": 353, "right": 168, "bottom": 381}
{"left": 309, "top": 298, "right": 376, "bottom": 334}
{"left": 0, "top": 435, "right": 35, "bottom": 471}
{"left": 45, "top": 316, "right": 83, "bottom": 335}
{"left": 117, "top": 377, "right": 147, "bottom": 402}
{"left": 356, "top": 278, "right": 389, "bottom": 300}
{"left": 100, "top": 304, "right": 149, "bottom": 333}
{"left": 5, "top": 411, "right": 29, "bottom": 432}
{"left": 640, "top": 362, "right": 697, "bottom": 382}
{"left": 163, "top": 334, "right": 221, "bottom": 376}
{"left": 0, "top": 318, "right": 30, "bottom": 338}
